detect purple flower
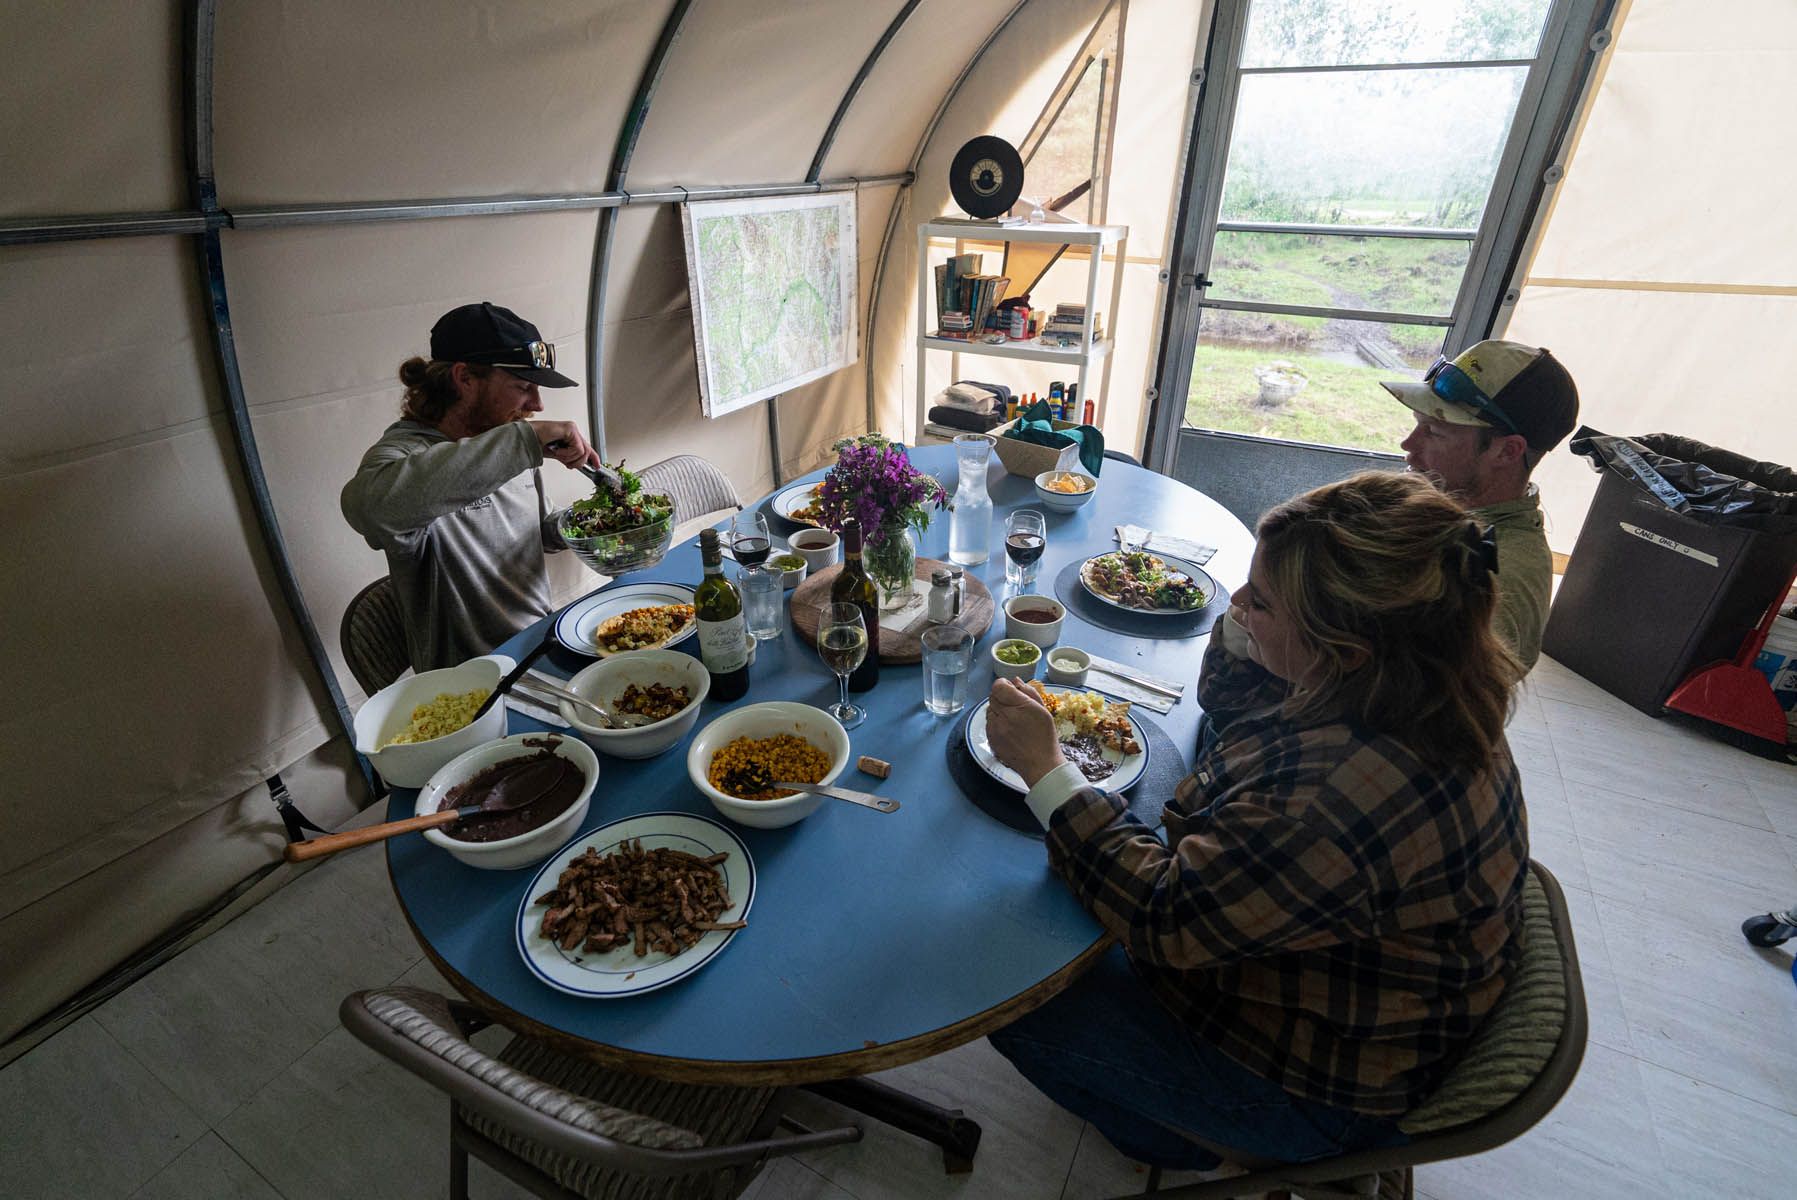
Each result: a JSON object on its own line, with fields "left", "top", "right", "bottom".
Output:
{"left": 817, "top": 436, "right": 944, "bottom": 547}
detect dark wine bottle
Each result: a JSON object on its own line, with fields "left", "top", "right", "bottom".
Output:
{"left": 830, "top": 517, "right": 881, "bottom": 692}
{"left": 695, "top": 528, "right": 750, "bottom": 702}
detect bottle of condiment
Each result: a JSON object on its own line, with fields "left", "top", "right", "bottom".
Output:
{"left": 1082, "top": 397, "right": 1096, "bottom": 424}
{"left": 831, "top": 517, "right": 882, "bottom": 692}
{"left": 1065, "top": 382, "right": 1078, "bottom": 422}
{"left": 927, "top": 569, "right": 961, "bottom": 624}
{"left": 695, "top": 529, "right": 750, "bottom": 701}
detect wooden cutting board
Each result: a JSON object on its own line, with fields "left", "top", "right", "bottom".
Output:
{"left": 789, "top": 557, "right": 994, "bottom": 663}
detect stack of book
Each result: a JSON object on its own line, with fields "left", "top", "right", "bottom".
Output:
{"left": 936, "top": 312, "right": 975, "bottom": 339}
{"left": 931, "top": 252, "right": 1010, "bottom": 340}
{"left": 1041, "top": 303, "right": 1088, "bottom": 342}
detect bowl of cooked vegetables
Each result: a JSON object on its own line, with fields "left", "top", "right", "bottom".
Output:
{"left": 555, "top": 462, "right": 677, "bottom": 576}
{"left": 686, "top": 702, "right": 851, "bottom": 829}
{"left": 559, "top": 650, "right": 710, "bottom": 759}
{"left": 1033, "top": 469, "right": 1098, "bottom": 513}
{"left": 352, "top": 653, "right": 513, "bottom": 788}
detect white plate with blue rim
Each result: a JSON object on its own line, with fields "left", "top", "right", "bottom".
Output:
{"left": 770, "top": 482, "right": 827, "bottom": 527}
{"left": 553, "top": 582, "right": 698, "bottom": 657}
{"left": 966, "top": 685, "right": 1149, "bottom": 794}
{"left": 516, "top": 811, "right": 755, "bottom": 999}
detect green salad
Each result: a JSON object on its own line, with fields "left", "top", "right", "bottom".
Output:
{"left": 560, "top": 462, "right": 674, "bottom": 539}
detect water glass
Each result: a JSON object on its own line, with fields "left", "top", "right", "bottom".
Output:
{"left": 920, "top": 625, "right": 975, "bottom": 716}
{"left": 740, "top": 565, "right": 784, "bottom": 641}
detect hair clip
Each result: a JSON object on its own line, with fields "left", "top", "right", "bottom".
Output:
{"left": 1462, "top": 521, "right": 1500, "bottom": 582}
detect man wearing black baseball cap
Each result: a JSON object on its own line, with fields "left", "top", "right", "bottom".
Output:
{"left": 1383, "top": 339, "right": 1579, "bottom": 670}
{"left": 342, "top": 302, "right": 601, "bottom": 672}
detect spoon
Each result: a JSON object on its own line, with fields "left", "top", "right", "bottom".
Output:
{"left": 283, "top": 749, "right": 577, "bottom": 862}
{"left": 770, "top": 781, "right": 899, "bottom": 813}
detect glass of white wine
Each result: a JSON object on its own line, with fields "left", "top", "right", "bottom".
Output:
{"left": 817, "top": 602, "right": 868, "bottom": 729}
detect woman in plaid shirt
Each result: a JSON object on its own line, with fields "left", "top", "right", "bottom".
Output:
{"left": 986, "top": 471, "right": 1527, "bottom": 1170}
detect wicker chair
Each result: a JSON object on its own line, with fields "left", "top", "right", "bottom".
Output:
{"left": 637, "top": 455, "right": 743, "bottom": 540}
{"left": 340, "top": 576, "right": 411, "bottom": 694}
{"left": 341, "top": 988, "right": 861, "bottom": 1200}
{"left": 1132, "top": 860, "right": 1588, "bottom": 1200}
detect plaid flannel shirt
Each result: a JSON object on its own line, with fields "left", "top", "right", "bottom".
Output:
{"left": 1043, "top": 622, "right": 1528, "bottom": 1115}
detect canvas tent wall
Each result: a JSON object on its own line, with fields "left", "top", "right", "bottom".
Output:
{"left": 0, "top": 0, "right": 1046, "bottom": 1050}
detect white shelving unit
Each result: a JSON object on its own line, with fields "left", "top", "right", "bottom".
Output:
{"left": 914, "top": 218, "right": 1128, "bottom": 443}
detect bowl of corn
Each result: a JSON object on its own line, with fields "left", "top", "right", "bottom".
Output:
{"left": 685, "top": 702, "right": 850, "bottom": 829}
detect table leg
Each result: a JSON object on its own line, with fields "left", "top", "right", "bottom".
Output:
{"left": 802, "top": 1077, "right": 983, "bottom": 1174}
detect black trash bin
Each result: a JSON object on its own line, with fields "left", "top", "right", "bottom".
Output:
{"left": 1541, "top": 429, "right": 1797, "bottom": 716}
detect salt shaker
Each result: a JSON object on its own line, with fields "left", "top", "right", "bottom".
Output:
{"left": 927, "top": 569, "right": 959, "bottom": 624}
{"left": 946, "top": 565, "right": 965, "bottom": 615}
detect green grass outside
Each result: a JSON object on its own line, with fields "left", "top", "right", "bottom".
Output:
{"left": 1185, "top": 344, "right": 1416, "bottom": 451}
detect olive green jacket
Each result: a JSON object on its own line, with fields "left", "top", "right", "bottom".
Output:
{"left": 1475, "top": 488, "right": 1552, "bottom": 671}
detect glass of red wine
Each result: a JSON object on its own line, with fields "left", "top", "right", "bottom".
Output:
{"left": 730, "top": 511, "right": 772, "bottom": 571}
{"left": 1005, "top": 508, "right": 1047, "bottom": 587}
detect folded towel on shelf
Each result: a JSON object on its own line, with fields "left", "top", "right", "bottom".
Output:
{"left": 941, "top": 383, "right": 1001, "bottom": 415}
{"left": 961, "top": 379, "right": 1014, "bottom": 408}
{"left": 928, "top": 405, "right": 1004, "bottom": 433}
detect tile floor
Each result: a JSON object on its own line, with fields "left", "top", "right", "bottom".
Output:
{"left": 3, "top": 655, "right": 1795, "bottom": 1200}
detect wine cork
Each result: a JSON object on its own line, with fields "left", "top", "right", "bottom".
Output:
{"left": 856, "top": 755, "right": 891, "bottom": 779}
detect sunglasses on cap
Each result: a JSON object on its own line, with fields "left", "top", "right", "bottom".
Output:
{"left": 1422, "top": 355, "right": 1520, "bottom": 436}
{"left": 471, "top": 340, "right": 556, "bottom": 371}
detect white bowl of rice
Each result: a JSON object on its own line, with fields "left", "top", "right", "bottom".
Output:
{"left": 353, "top": 654, "right": 513, "bottom": 788}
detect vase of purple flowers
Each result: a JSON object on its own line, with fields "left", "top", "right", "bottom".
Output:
{"left": 817, "top": 434, "right": 944, "bottom": 611}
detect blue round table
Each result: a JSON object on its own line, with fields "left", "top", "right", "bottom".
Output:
{"left": 385, "top": 447, "right": 1253, "bottom": 1087}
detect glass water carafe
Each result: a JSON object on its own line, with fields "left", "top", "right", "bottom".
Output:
{"left": 948, "top": 434, "right": 993, "bottom": 566}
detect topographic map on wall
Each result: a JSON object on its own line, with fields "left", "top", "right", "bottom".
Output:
{"left": 680, "top": 191, "right": 858, "bottom": 417}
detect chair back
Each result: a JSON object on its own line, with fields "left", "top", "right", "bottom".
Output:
{"left": 1397, "top": 860, "right": 1587, "bottom": 1143}
{"left": 340, "top": 577, "right": 410, "bottom": 694}
{"left": 339, "top": 987, "right": 860, "bottom": 1200}
{"left": 637, "top": 456, "right": 743, "bottom": 538}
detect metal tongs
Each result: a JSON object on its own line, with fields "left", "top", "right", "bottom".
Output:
{"left": 543, "top": 440, "right": 625, "bottom": 492}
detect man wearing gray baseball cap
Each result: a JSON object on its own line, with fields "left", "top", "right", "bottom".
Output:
{"left": 343, "top": 302, "right": 600, "bottom": 672}
{"left": 1384, "top": 339, "right": 1580, "bottom": 670}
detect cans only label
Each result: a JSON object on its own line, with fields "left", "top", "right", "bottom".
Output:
{"left": 1617, "top": 522, "right": 1719, "bottom": 568}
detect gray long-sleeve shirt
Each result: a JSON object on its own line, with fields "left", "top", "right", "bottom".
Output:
{"left": 342, "top": 419, "right": 565, "bottom": 672}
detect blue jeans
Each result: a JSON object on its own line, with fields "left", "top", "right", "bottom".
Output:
{"left": 987, "top": 948, "right": 1408, "bottom": 1171}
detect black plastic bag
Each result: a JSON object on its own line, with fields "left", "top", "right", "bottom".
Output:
{"left": 1568, "top": 427, "right": 1797, "bottom": 533}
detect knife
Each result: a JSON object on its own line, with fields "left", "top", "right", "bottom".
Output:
{"left": 1083, "top": 654, "right": 1185, "bottom": 698}
{"left": 770, "top": 781, "right": 900, "bottom": 813}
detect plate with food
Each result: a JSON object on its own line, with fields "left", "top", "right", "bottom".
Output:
{"left": 770, "top": 482, "right": 828, "bottom": 527}
{"left": 1078, "top": 549, "right": 1216, "bottom": 615}
{"left": 554, "top": 583, "right": 698, "bottom": 657}
{"left": 516, "top": 811, "right": 754, "bottom": 999}
{"left": 966, "top": 682, "right": 1149, "bottom": 794}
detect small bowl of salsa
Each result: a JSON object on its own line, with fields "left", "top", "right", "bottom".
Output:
{"left": 1002, "top": 595, "right": 1066, "bottom": 649}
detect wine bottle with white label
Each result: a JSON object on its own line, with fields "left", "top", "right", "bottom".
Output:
{"left": 695, "top": 528, "right": 750, "bottom": 702}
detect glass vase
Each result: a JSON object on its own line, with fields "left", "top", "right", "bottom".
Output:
{"left": 865, "top": 520, "right": 918, "bottom": 612}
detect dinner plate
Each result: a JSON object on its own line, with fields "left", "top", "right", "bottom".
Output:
{"left": 516, "top": 811, "right": 755, "bottom": 999}
{"left": 770, "top": 482, "right": 826, "bottom": 527}
{"left": 966, "top": 687, "right": 1150, "bottom": 794}
{"left": 1077, "top": 551, "right": 1217, "bottom": 616}
{"left": 554, "top": 583, "right": 698, "bottom": 657}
